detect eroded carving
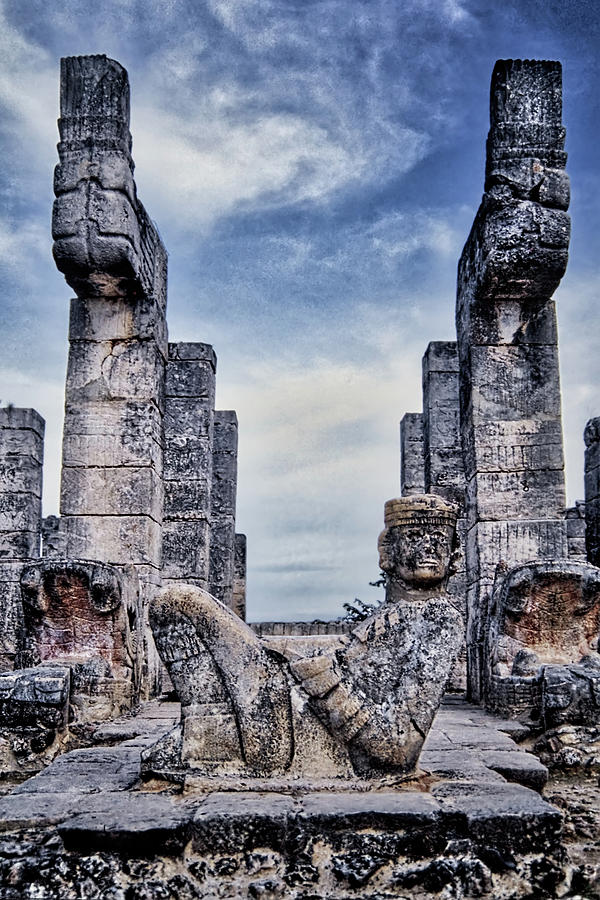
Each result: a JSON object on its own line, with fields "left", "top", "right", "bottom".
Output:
{"left": 485, "top": 560, "right": 600, "bottom": 723}
{"left": 18, "top": 560, "right": 143, "bottom": 723}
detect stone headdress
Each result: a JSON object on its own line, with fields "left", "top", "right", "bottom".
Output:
{"left": 383, "top": 494, "right": 459, "bottom": 529}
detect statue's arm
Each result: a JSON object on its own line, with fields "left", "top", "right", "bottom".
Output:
{"left": 290, "top": 650, "right": 422, "bottom": 772}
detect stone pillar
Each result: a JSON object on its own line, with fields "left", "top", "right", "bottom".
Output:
{"left": 208, "top": 411, "right": 238, "bottom": 607}
{"left": 565, "top": 501, "right": 586, "bottom": 561}
{"left": 0, "top": 409, "right": 44, "bottom": 670}
{"left": 232, "top": 533, "right": 247, "bottom": 621}
{"left": 41, "top": 515, "right": 68, "bottom": 558}
{"left": 52, "top": 55, "right": 168, "bottom": 694}
{"left": 456, "top": 60, "right": 570, "bottom": 701}
{"left": 422, "top": 341, "right": 467, "bottom": 690}
{"left": 585, "top": 418, "right": 600, "bottom": 567}
{"left": 422, "top": 342, "right": 465, "bottom": 508}
{"left": 163, "top": 342, "right": 216, "bottom": 587}
{"left": 400, "top": 413, "right": 424, "bottom": 496}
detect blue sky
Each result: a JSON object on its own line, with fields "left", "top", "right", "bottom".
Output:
{"left": 0, "top": 0, "right": 598, "bottom": 620}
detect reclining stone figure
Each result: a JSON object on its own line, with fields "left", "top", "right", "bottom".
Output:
{"left": 148, "top": 494, "right": 463, "bottom": 781}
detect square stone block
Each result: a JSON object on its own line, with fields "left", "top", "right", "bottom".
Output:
{"left": 164, "top": 398, "right": 213, "bottom": 437}
{"left": 164, "top": 441, "right": 212, "bottom": 480}
{"left": 0, "top": 530, "right": 40, "bottom": 560}
{"left": 466, "top": 469, "right": 566, "bottom": 520}
{"left": 466, "top": 519, "right": 567, "bottom": 582}
{"left": 0, "top": 454, "right": 43, "bottom": 495}
{"left": 162, "top": 520, "right": 210, "bottom": 580}
{"left": 61, "top": 466, "right": 163, "bottom": 519}
{"left": 469, "top": 345, "right": 562, "bottom": 420}
{"left": 213, "top": 412, "right": 238, "bottom": 453}
{"left": 69, "top": 295, "right": 168, "bottom": 350}
{"left": 165, "top": 359, "right": 216, "bottom": 401}
{"left": 62, "top": 400, "right": 162, "bottom": 470}
{"left": 0, "top": 492, "right": 41, "bottom": 533}
{"left": 62, "top": 515, "right": 161, "bottom": 567}
{"left": 164, "top": 479, "right": 211, "bottom": 519}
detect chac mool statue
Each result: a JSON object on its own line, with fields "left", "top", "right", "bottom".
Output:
{"left": 148, "top": 494, "right": 463, "bottom": 782}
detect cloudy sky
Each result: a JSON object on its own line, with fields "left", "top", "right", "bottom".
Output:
{"left": 0, "top": 0, "right": 598, "bottom": 621}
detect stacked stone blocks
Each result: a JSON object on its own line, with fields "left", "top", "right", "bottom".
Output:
{"left": 584, "top": 418, "right": 600, "bottom": 567}
{"left": 0, "top": 408, "right": 44, "bottom": 671}
{"left": 399, "top": 412, "right": 424, "bottom": 496}
{"left": 163, "top": 342, "right": 216, "bottom": 587}
{"left": 208, "top": 411, "right": 239, "bottom": 607}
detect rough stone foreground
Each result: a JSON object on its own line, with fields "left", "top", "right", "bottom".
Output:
{"left": 0, "top": 697, "right": 577, "bottom": 898}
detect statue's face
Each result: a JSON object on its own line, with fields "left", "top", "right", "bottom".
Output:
{"left": 380, "top": 522, "right": 455, "bottom": 588}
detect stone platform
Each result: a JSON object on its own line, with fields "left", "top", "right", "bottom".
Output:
{"left": 0, "top": 697, "right": 569, "bottom": 898}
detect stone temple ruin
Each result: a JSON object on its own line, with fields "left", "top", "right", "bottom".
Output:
{"left": 0, "top": 55, "right": 599, "bottom": 898}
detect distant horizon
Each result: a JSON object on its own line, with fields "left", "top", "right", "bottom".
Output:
{"left": 0, "top": 0, "right": 598, "bottom": 622}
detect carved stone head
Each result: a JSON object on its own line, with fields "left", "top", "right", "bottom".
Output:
{"left": 378, "top": 495, "right": 459, "bottom": 592}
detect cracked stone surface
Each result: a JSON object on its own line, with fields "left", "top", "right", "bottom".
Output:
{"left": 0, "top": 697, "right": 579, "bottom": 898}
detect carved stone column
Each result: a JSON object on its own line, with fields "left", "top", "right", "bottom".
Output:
{"left": 52, "top": 55, "right": 168, "bottom": 694}
{"left": 456, "top": 60, "right": 570, "bottom": 700}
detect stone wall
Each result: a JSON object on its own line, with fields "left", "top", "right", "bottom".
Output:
{"left": 251, "top": 620, "right": 350, "bottom": 636}
{"left": 0, "top": 408, "right": 44, "bottom": 671}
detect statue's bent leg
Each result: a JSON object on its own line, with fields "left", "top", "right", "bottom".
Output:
{"left": 150, "top": 584, "right": 293, "bottom": 774}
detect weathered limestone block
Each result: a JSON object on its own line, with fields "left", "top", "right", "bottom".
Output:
{"left": 18, "top": 560, "right": 143, "bottom": 722}
{"left": 59, "top": 516, "right": 162, "bottom": 566}
{"left": 232, "top": 533, "right": 247, "bottom": 621}
{"left": 62, "top": 400, "right": 163, "bottom": 471}
{"left": 400, "top": 412, "right": 424, "bottom": 495}
{"left": 456, "top": 60, "right": 570, "bottom": 700}
{"left": 485, "top": 559, "right": 600, "bottom": 721}
{"left": 208, "top": 411, "right": 238, "bottom": 606}
{"left": 163, "top": 343, "right": 216, "bottom": 586}
{"left": 0, "top": 665, "right": 70, "bottom": 774}
{"left": 0, "top": 408, "right": 44, "bottom": 671}
{"left": 148, "top": 494, "right": 462, "bottom": 783}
